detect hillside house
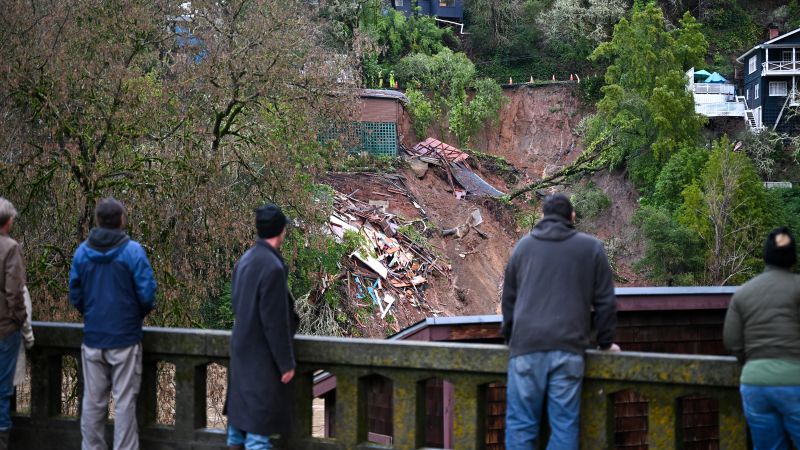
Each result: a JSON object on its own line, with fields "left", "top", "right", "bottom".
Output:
{"left": 390, "top": 0, "right": 464, "bottom": 23}
{"left": 737, "top": 26, "right": 800, "bottom": 133}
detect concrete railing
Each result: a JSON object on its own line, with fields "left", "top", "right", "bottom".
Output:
{"left": 11, "top": 322, "right": 747, "bottom": 449}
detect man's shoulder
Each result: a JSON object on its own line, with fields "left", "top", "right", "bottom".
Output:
{"left": 573, "top": 231, "right": 603, "bottom": 246}
{"left": 120, "top": 239, "right": 147, "bottom": 257}
{"left": 239, "top": 245, "right": 281, "bottom": 269}
{"left": 0, "top": 235, "right": 19, "bottom": 253}
{"left": 738, "top": 270, "right": 799, "bottom": 297}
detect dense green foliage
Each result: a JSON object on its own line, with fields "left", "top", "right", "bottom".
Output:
{"left": 465, "top": 0, "right": 624, "bottom": 82}
{"left": 678, "top": 137, "right": 781, "bottom": 284}
{"left": 633, "top": 206, "right": 705, "bottom": 285}
{"left": 572, "top": 2, "right": 800, "bottom": 286}
{"left": 571, "top": 182, "right": 612, "bottom": 222}
{"left": 396, "top": 48, "right": 504, "bottom": 144}
{"left": 1, "top": 0, "right": 357, "bottom": 327}
{"left": 587, "top": 3, "right": 707, "bottom": 191}
{"left": 361, "top": 8, "right": 455, "bottom": 88}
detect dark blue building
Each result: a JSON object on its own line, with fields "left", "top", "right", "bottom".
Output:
{"left": 390, "top": 0, "right": 464, "bottom": 23}
{"left": 737, "top": 26, "right": 800, "bottom": 133}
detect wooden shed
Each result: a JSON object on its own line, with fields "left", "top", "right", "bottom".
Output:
{"left": 319, "top": 89, "right": 407, "bottom": 157}
{"left": 359, "top": 89, "right": 407, "bottom": 123}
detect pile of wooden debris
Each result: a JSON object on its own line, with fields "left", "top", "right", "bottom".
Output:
{"left": 327, "top": 188, "right": 449, "bottom": 323}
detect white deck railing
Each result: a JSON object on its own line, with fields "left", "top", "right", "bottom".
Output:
{"left": 763, "top": 61, "right": 800, "bottom": 72}
{"left": 695, "top": 102, "right": 746, "bottom": 117}
{"left": 693, "top": 83, "right": 735, "bottom": 95}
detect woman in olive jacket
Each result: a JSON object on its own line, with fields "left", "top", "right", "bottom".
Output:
{"left": 723, "top": 227, "right": 800, "bottom": 449}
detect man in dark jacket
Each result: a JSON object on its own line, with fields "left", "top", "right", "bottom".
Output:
{"left": 69, "top": 198, "right": 156, "bottom": 450}
{"left": 501, "top": 194, "right": 618, "bottom": 450}
{"left": 226, "top": 204, "right": 298, "bottom": 450}
{"left": 723, "top": 227, "right": 800, "bottom": 449}
{"left": 0, "top": 198, "right": 25, "bottom": 449}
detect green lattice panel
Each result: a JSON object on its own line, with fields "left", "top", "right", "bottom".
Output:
{"left": 319, "top": 122, "right": 397, "bottom": 157}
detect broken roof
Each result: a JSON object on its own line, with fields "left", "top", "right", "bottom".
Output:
{"left": 410, "top": 137, "right": 470, "bottom": 163}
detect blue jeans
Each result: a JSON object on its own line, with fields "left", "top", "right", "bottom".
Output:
{"left": 741, "top": 384, "right": 800, "bottom": 450}
{"left": 0, "top": 331, "right": 20, "bottom": 431}
{"left": 505, "top": 350, "right": 584, "bottom": 450}
{"left": 227, "top": 425, "right": 272, "bottom": 450}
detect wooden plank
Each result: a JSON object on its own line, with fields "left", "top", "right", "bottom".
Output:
{"left": 616, "top": 295, "right": 732, "bottom": 311}
{"left": 448, "top": 324, "right": 503, "bottom": 341}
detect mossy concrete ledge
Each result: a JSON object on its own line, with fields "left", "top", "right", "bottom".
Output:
{"left": 14, "top": 323, "right": 746, "bottom": 450}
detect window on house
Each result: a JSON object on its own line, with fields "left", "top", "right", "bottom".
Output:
{"left": 746, "top": 88, "right": 750, "bottom": 101}
{"left": 749, "top": 55, "right": 757, "bottom": 74}
{"left": 440, "top": 0, "right": 454, "bottom": 6}
{"left": 755, "top": 83, "right": 759, "bottom": 99}
{"left": 782, "top": 50, "right": 793, "bottom": 61}
{"left": 769, "top": 81, "right": 788, "bottom": 96}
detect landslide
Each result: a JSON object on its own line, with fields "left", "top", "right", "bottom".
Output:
{"left": 397, "top": 83, "right": 646, "bottom": 305}
{"left": 330, "top": 83, "right": 645, "bottom": 338}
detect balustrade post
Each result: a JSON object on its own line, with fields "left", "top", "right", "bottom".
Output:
{"left": 138, "top": 358, "right": 159, "bottom": 427}
{"left": 173, "top": 358, "right": 206, "bottom": 437}
{"left": 285, "top": 367, "right": 314, "bottom": 448}
{"left": 29, "top": 352, "right": 58, "bottom": 419}
{"left": 453, "top": 377, "right": 482, "bottom": 450}
{"left": 390, "top": 373, "right": 422, "bottom": 449}
{"left": 718, "top": 391, "right": 747, "bottom": 450}
{"left": 579, "top": 380, "right": 612, "bottom": 448}
{"left": 333, "top": 368, "right": 363, "bottom": 447}
{"left": 645, "top": 389, "right": 676, "bottom": 449}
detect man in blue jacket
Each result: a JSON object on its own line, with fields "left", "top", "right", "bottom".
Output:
{"left": 69, "top": 198, "right": 156, "bottom": 450}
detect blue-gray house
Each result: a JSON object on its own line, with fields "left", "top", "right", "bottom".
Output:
{"left": 390, "top": 0, "right": 464, "bottom": 23}
{"left": 737, "top": 27, "right": 800, "bottom": 133}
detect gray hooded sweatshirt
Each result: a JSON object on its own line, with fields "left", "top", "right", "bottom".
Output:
{"left": 501, "top": 215, "right": 617, "bottom": 357}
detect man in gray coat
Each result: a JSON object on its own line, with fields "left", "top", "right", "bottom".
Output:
{"left": 0, "top": 198, "right": 26, "bottom": 449}
{"left": 502, "top": 194, "right": 618, "bottom": 449}
{"left": 226, "top": 204, "right": 298, "bottom": 450}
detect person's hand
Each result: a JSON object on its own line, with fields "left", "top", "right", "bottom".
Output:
{"left": 600, "top": 343, "right": 621, "bottom": 352}
{"left": 24, "top": 339, "right": 34, "bottom": 350}
{"left": 281, "top": 369, "right": 295, "bottom": 384}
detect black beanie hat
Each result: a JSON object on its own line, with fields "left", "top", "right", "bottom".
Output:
{"left": 764, "top": 226, "right": 796, "bottom": 268}
{"left": 255, "top": 204, "right": 287, "bottom": 239}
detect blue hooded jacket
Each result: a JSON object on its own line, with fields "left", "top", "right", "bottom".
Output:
{"left": 69, "top": 228, "right": 157, "bottom": 349}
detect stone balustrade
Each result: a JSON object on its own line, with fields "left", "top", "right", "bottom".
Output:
{"left": 11, "top": 322, "right": 746, "bottom": 449}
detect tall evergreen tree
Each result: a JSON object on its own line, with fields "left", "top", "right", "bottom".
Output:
{"left": 587, "top": 2, "right": 707, "bottom": 192}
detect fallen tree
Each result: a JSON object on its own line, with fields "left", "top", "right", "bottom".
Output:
{"left": 506, "top": 132, "right": 613, "bottom": 201}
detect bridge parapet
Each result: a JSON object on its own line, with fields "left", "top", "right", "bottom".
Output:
{"left": 12, "top": 322, "right": 745, "bottom": 449}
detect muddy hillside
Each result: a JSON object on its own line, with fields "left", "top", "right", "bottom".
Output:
{"left": 333, "top": 83, "right": 644, "bottom": 338}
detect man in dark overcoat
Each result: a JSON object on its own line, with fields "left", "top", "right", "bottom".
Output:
{"left": 226, "top": 204, "right": 298, "bottom": 450}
